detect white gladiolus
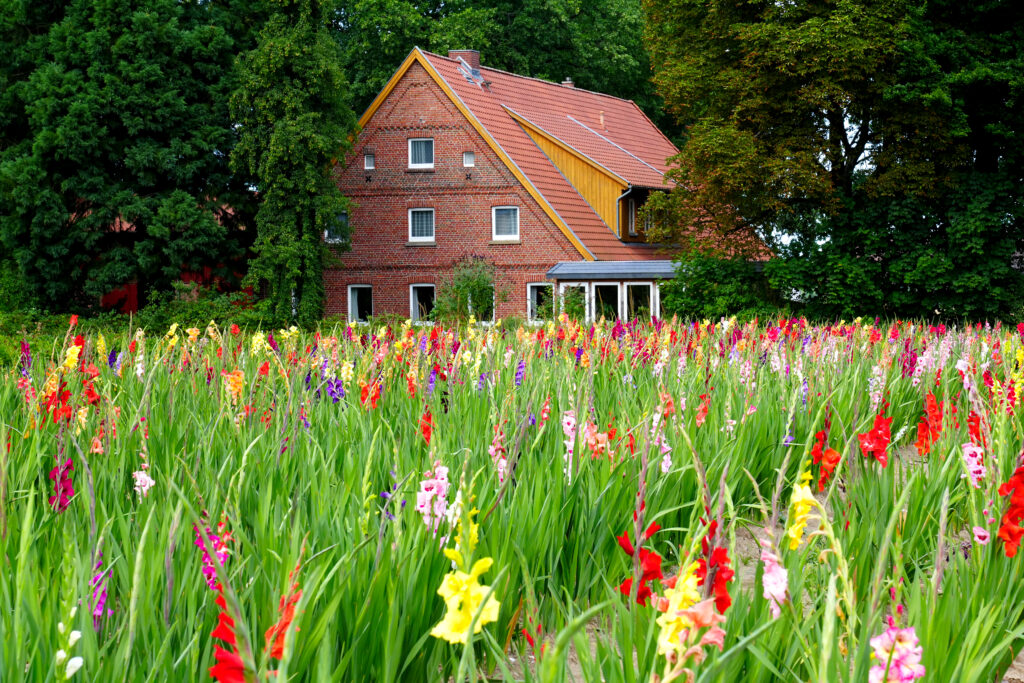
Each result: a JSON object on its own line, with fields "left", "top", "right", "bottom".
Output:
{"left": 68, "top": 631, "right": 81, "bottom": 647}
{"left": 65, "top": 656, "right": 84, "bottom": 677}
{"left": 55, "top": 649, "right": 68, "bottom": 666}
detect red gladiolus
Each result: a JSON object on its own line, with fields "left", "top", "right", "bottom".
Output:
{"left": 616, "top": 522, "right": 663, "bottom": 606}
{"left": 258, "top": 362, "right": 269, "bottom": 376}
{"left": 360, "top": 381, "right": 380, "bottom": 409}
{"left": 265, "top": 573, "right": 303, "bottom": 661}
{"left": 48, "top": 456, "right": 75, "bottom": 512}
{"left": 914, "top": 420, "right": 930, "bottom": 457}
{"left": 419, "top": 408, "right": 433, "bottom": 445}
{"left": 696, "top": 393, "right": 710, "bottom": 427}
{"left": 997, "top": 465, "right": 1024, "bottom": 557}
{"left": 209, "top": 586, "right": 246, "bottom": 683}
{"left": 968, "top": 410, "right": 987, "bottom": 449}
{"left": 858, "top": 411, "right": 893, "bottom": 467}
{"left": 811, "top": 430, "right": 842, "bottom": 491}
{"left": 696, "top": 546, "right": 734, "bottom": 614}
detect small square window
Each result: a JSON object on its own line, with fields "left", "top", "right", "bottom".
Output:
{"left": 410, "top": 284, "right": 435, "bottom": 321}
{"left": 528, "top": 283, "right": 553, "bottom": 322}
{"left": 409, "top": 208, "right": 435, "bottom": 242}
{"left": 364, "top": 153, "right": 375, "bottom": 170}
{"left": 492, "top": 206, "right": 519, "bottom": 241}
{"left": 463, "top": 151, "right": 475, "bottom": 167}
{"left": 325, "top": 211, "right": 348, "bottom": 244}
{"left": 348, "top": 285, "right": 372, "bottom": 322}
{"left": 408, "top": 138, "right": 434, "bottom": 169}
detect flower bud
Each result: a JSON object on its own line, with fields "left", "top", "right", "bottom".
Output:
{"left": 69, "top": 631, "right": 81, "bottom": 647}
{"left": 66, "top": 656, "right": 84, "bottom": 677}
{"left": 55, "top": 649, "right": 68, "bottom": 666}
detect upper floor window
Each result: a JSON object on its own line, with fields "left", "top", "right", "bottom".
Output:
{"left": 492, "top": 206, "right": 519, "bottom": 241}
{"left": 627, "top": 198, "right": 637, "bottom": 236}
{"left": 408, "top": 138, "right": 434, "bottom": 169}
{"left": 463, "top": 151, "right": 475, "bottom": 167}
{"left": 409, "top": 208, "right": 435, "bottom": 242}
{"left": 364, "top": 152, "right": 375, "bottom": 170}
{"left": 325, "top": 211, "right": 348, "bottom": 244}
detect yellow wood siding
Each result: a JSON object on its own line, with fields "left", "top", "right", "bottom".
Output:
{"left": 519, "top": 125, "right": 627, "bottom": 236}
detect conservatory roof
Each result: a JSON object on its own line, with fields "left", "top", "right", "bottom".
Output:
{"left": 546, "top": 260, "right": 678, "bottom": 281}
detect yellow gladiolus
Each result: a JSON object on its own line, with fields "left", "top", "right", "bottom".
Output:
{"left": 655, "top": 561, "right": 702, "bottom": 657}
{"left": 786, "top": 472, "right": 816, "bottom": 550}
{"left": 430, "top": 557, "right": 500, "bottom": 644}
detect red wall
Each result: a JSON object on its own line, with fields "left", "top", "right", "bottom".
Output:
{"left": 328, "top": 62, "right": 580, "bottom": 320}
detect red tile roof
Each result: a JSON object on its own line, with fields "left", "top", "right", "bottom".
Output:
{"left": 420, "top": 50, "right": 678, "bottom": 261}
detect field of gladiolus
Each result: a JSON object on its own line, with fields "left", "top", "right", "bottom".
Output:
{"left": 4, "top": 315, "right": 1024, "bottom": 682}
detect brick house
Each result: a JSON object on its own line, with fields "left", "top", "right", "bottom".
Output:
{"left": 327, "top": 48, "right": 681, "bottom": 323}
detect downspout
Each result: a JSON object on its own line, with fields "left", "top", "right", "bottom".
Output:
{"left": 615, "top": 186, "right": 631, "bottom": 239}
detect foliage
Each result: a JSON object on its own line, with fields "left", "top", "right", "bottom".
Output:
{"left": 431, "top": 257, "right": 506, "bottom": 322}
{"left": 3, "top": 317, "right": 1024, "bottom": 681}
{"left": 660, "top": 255, "right": 780, "bottom": 321}
{"left": 134, "top": 282, "right": 280, "bottom": 332}
{"left": 230, "top": 0, "right": 357, "bottom": 326}
{"left": 0, "top": 0, "right": 254, "bottom": 310}
{"left": 334, "top": 0, "right": 677, "bottom": 138}
{"left": 644, "top": 0, "right": 1024, "bottom": 320}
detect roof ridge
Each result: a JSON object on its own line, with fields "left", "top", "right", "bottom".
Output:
{"left": 566, "top": 115, "right": 667, "bottom": 181}
{"left": 419, "top": 49, "right": 642, "bottom": 106}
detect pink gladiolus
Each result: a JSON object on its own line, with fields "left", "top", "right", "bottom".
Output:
{"left": 961, "top": 443, "right": 986, "bottom": 488}
{"left": 414, "top": 461, "right": 450, "bottom": 535}
{"left": 868, "top": 626, "right": 926, "bottom": 683}
{"left": 759, "top": 540, "right": 789, "bottom": 618}
{"left": 973, "top": 526, "right": 990, "bottom": 545}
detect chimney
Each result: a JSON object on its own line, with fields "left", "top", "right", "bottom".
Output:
{"left": 562, "top": 77, "right": 574, "bottom": 88}
{"left": 448, "top": 50, "right": 480, "bottom": 70}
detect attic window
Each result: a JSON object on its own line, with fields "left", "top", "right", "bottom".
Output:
{"left": 408, "top": 138, "right": 434, "bottom": 169}
{"left": 463, "top": 151, "right": 475, "bottom": 167}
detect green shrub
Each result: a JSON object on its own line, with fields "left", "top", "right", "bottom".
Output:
{"left": 432, "top": 257, "right": 508, "bottom": 322}
{"left": 660, "top": 254, "right": 783, "bottom": 320}
{"left": 135, "top": 282, "right": 281, "bottom": 331}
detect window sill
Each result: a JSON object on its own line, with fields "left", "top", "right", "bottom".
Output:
{"left": 489, "top": 239, "right": 521, "bottom": 245}
{"left": 406, "top": 168, "right": 435, "bottom": 173}
{"left": 406, "top": 240, "right": 436, "bottom": 247}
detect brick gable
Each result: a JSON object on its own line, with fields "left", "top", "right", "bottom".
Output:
{"left": 327, "top": 62, "right": 580, "bottom": 319}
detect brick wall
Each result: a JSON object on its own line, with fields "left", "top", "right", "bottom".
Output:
{"left": 327, "top": 62, "right": 580, "bottom": 320}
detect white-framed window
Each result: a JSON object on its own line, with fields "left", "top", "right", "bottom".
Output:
{"left": 558, "top": 282, "right": 590, "bottom": 321}
{"left": 463, "top": 151, "right": 475, "bottom": 167}
{"left": 492, "top": 206, "right": 519, "bottom": 241}
{"left": 348, "top": 285, "right": 372, "bottom": 322}
{"left": 324, "top": 211, "right": 348, "bottom": 244}
{"left": 364, "top": 152, "right": 375, "bottom": 170}
{"left": 527, "top": 282, "right": 554, "bottom": 322}
{"left": 627, "top": 198, "right": 637, "bottom": 236}
{"left": 408, "top": 138, "right": 434, "bottom": 169}
{"left": 592, "top": 282, "right": 622, "bottom": 321}
{"left": 625, "top": 282, "right": 654, "bottom": 321}
{"left": 410, "top": 284, "right": 435, "bottom": 322}
{"left": 408, "top": 208, "right": 435, "bottom": 242}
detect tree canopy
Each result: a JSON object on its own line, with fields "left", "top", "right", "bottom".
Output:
{"left": 644, "top": 0, "right": 1024, "bottom": 319}
{"left": 335, "top": 0, "right": 674, "bottom": 134}
{"left": 0, "top": 0, "right": 254, "bottom": 309}
{"left": 231, "top": 0, "right": 357, "bottom": 325}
